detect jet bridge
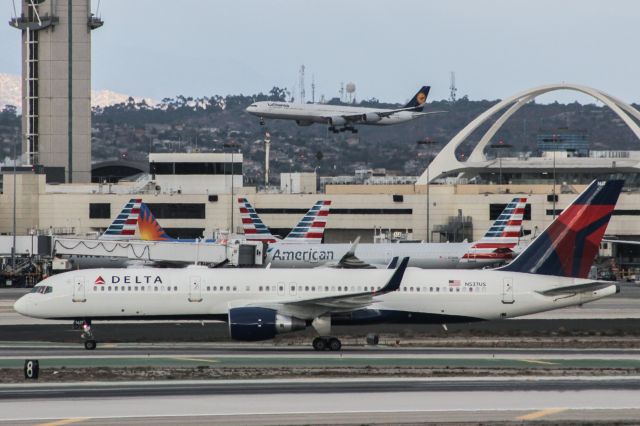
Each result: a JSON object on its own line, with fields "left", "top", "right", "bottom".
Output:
{"left": 52, "top": 238, "right": 263, "bottom": 269}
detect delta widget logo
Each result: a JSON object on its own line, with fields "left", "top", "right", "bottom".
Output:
{"left": 95, "top": 276, "right": 105, "bottom": 285}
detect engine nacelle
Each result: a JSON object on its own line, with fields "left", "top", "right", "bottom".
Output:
{"left": 329, "top": 116, "right": 347, "bottom": 126}
{"left": 296, "top": 120, "right": 313, "bottom": 126}
{"left": 362, "top": 112, "right": 381, "bottom": 123}
{"left": 228, "top": 307, "right": 306, "bottom": 341}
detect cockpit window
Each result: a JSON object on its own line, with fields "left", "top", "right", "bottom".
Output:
{"left": 30, "top": 286, "right": 52, "bottom": 294}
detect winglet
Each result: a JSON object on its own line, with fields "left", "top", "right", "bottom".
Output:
{"left": 374, "top": 257, "right": 409, "bottom": 295}
{"left": 346, "top": 236, "right": 360, "bottom": 257}
{"left": 387, "top": 256, "right": 399, "bottom": 269}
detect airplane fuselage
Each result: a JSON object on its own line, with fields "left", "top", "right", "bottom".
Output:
{"left": 265, "top": 242, "right": 509, "bottom": 269}
{"left": 247, "top": 102, "right": 421, "bottom": 126}
{"left": 14, "top": 267, "right": 615, "bottom": 325}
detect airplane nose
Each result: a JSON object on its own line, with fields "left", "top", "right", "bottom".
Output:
{"left": 13, "top": 296, "right": 31, "bottom": 317}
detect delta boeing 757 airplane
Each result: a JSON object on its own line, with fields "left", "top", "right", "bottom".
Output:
{"left": 14, "top": 180, "right": 622, "bottom": 351}
{"left": 246, "top": 85, "right": 443, "bottom": 133}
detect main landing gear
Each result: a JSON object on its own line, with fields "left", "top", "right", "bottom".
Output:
{"left": 79, "top": 320, "right": 97, "bottom": 350}
{"left": 312, "top": 336, "right": 342, "bottom": 351}
{"left": 328, "top": 126, "right": 358, "bottom": 134}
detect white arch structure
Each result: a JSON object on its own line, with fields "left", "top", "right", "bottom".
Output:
{"left": 417, "top": 83, "right": 640, "bottom": 184}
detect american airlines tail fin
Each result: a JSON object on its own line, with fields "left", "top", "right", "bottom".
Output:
{"left": 99, "top": 198, "right": 142, "bottom": 240}
{"left": 137, "top": 203, "right": 173, "bottom": 241}
{"left": 473, "top": 197, "right": 528, "bottom": 250}
{"left": 500, "top": 180, "right": 623, "bottom": 278}
{"left": 238, "top": 198, "right": 278, "bottom": 243}
{"left": 403, "top": 86, "right": 430, "bottom": 111}
{"left": 284, "top": 200, "right": 331, "bottom": 243}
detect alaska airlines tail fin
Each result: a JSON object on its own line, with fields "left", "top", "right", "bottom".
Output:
{"left": 283, "top": 200, "right": 331, "bottom": 243}
{"left": 500, "top": 180, "right": 623, "bottom": 278}
{"left": 99, "top": 198, "right": 142, "bottom": 240}
{"left": 137, "top": 203, "right": 173, "bottom": 241}
{"left": 238, "top": 197, "right": 278, "bottom": 243}
{"left": 403, "top": 86, "right": 430, "bottom": 111}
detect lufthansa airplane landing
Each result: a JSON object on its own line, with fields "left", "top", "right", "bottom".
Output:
{"left": 246, "top": 85, "right": 442, "bottom": 133}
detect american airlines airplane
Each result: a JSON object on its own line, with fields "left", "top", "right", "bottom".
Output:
{"left": 238, "top": 198, "right": 331, "bottom": 244}
{"left": 246, "top": 86, "right": 442, "bottom": 133}
{"left": 265, "top": 197, "right": 529, "bottom": 269}
{"left": 14, "top": 180, "right": 622, "bottom": 351}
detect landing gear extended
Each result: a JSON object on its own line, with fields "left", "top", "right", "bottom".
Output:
{"left": 312, "top": 336, "right": 342, "bottom": 351}
{"left": 329, "top": 126, "right": 358, "bottom": 134}
{"left": 79, "top": 319, "right": 97, "bottom": 350}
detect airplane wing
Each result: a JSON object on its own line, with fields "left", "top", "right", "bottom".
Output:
{"left": 337, "top": 107, "right": 446, "bottom": 123}
{"left": 536, "top": 281, "right": 617, "bottom": 296}
{"left": 239, "top": 257, "right": 409, "bottom": 317}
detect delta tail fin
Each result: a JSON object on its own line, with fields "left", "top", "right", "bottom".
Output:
{"left": 403, "top": 86, "right": 430, "bottom": 112}
{"left": 137, "top": 203, "right": 173, "bottom": 241}
{"left": 284, "top": 200, "right": 331, "bottom": 243}
{"left": 99, "top": 198, "right": 142, "bottom": 240}
{"left": 499, "top": 180, "right": 623, "bottom": 278}
{"left": 238, "top": 197, "right": 278, "bottom": 243}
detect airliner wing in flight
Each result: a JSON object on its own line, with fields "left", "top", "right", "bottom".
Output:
{"left": 340, "top": 106, "right": 445, "bottom": 123}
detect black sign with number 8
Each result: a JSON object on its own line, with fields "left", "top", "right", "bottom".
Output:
{"left": 24, "top": 360, "right": 39, "bottom": 380}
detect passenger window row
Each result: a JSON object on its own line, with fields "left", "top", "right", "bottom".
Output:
{"left": 93, "top": 285, "right": 178, "bottom": 292}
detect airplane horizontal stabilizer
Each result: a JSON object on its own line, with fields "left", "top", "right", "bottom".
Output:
{"left": 536, "top": 281, "right": 617, "bottom": 296}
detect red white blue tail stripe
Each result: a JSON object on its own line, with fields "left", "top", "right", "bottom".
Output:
{"left": 238, "top": 198, "right": 278, "bottom": 243}
{"left": 284, "top": 200, "right": 331, "bottom": 243}
{"left": 474, "top": 197, "right": 527, "bottom": 249}
{"left": 99, "top": 198, "right": 142, "bottom": 240}
{"left": 462, "top": 197, "right": 527, "bottom": 261}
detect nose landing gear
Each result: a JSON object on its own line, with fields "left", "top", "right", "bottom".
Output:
{"left": 80, "top": 320, "right": 97, "bottom": 350}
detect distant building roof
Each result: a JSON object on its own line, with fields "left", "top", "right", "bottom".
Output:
{"left": 91, "top": 160, "right": 148, "bottom": 183}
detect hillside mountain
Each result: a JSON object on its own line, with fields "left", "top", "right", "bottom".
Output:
{"left": 1, "top": 81, "right": 639, "bottom": 185}
{"left": 0, "top": 73, "right": 156, "bottom": 109}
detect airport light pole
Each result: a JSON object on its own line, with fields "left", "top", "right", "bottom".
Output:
{"left": 551, "top": 135, "right": 558, "bottom": 220}
{"left": 417, "top": 138, "right": 439, "bottom": 243}
{"left": 11, "top": 131, "right": 18, "bottom": 275}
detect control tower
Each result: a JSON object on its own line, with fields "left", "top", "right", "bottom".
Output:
{"left": 9, "top": 0, "right": 103, "bottom": 183}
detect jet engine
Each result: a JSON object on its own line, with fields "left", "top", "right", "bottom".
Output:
{"left": 329, "top": 116, "right": 347, "bottom": 126}
{"left": 362, "top": 113, "right": 381, "bottom": 123}
{"left": 296, "top": 120, "right": 313, "bottom": 126}
{"left": 228, "top": 307, "right": 306, "bottom": 341}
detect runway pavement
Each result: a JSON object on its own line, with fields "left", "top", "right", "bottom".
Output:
{"left": 1, "top": 342, "right": 640, "bottom": 375}
{"left": 2, "top": 341, "right": 640, "bottom": 359}
{"left": 1, "top": 378, "right": 640, "bottom": 424}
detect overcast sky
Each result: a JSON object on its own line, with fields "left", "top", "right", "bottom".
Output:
{"left": 1, "top": 0, "right": 638, "bottom": 104}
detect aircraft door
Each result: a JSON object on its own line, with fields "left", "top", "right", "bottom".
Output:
{"left": 502, "top": 277, "right": 514, "bottom": 304}
{"left": 72, "top": 277, "right": 86, "bottom": 302}
{"left": 189, "top": 276, "right": 203, "bottom": 302}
